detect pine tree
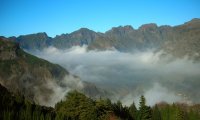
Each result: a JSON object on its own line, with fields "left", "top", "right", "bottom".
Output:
{"left": 138, "top": 95, "right": 152, "bottom": 120}
{"left": 129, "top": 101, "right": 137, "bottom": 120}
{"left": 55, "top": 90, "right": 97, "bottom": 120}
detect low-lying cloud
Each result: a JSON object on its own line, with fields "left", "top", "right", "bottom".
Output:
{"left": 31, "top": 75, "right": 84, "bottom": 107}
{"left": 30, "top": 46, "right": 200, "bottom": 106}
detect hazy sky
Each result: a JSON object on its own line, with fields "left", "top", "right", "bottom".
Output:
{"left": 0, "top": 0, "right": 199, "bottom": 37}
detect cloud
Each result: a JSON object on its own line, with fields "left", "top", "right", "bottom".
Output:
{"left": 30, "top": 46, "right": 200, "bottom": 106}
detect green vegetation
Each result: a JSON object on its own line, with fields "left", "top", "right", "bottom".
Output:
{"left": 1, "top": 84, "right": 200, "bottom": 120}
{"left": 16, "top": 48, "right": 68, "bottom": 79}
{"left": 137, "top": 95, "right": 152, "bottom": 120}
{"left": 0, "top": 84, "right": 56, "bottom": 120}
{"left": 55, "top": 91, "right": 97, "bottom": 120}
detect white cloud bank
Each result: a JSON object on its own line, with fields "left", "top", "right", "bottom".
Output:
{"left": 30, "top": 46, "right": 200, "bottom": 106}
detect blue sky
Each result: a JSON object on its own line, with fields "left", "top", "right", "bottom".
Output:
{"left": 0, "top": 0, "right": 199, "bottom": 37}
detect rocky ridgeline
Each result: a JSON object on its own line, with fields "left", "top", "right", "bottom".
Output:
{"left": 4, "top": 18, "right": 200, "bottom": 60}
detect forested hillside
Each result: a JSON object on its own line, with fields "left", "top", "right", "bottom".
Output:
{"left": 1, "top": 84, "right": 200, "bottom": 120}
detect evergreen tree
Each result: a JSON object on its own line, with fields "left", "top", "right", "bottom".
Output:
{"left": 129, "top": 101, "right": 137, "bottom": 120}
{"left": 95, "top": 98, "right": 113, "bottom": 119}
{"left": 55, "top": 90, "right": 97, "bottom": 120}
{"left": 138, "top": 95, "right": 152, "bottom": 120}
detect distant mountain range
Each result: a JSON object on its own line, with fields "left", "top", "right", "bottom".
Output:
{"left": 1, "top": 18, "right": 200, "bottom": 60}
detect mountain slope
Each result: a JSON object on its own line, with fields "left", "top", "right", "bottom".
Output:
{"left": 0, "top": 38, "right": 70, "bottom": 105}
{"left": 160, "top": 18, "right": 200, "bottom": 60}
{"left": 0, "top": 38, "right": 109, "bottom": 106}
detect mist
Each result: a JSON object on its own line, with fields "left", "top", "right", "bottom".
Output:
{"left": 30, "top": 74, "right": 85, "bottom": 107}
{"left": 29, "top": 46, "right": 200, "bottom": 107}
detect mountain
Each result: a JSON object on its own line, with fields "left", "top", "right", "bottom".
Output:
{"left": 89, "top": 18, "right": 200, "bottom": 59}
{"left": 52, "top": 28, "right": 101, "bottom": 49}
{"left": 0, "top": 38, "right": 105, "bottom": 106}
{"left": 9, "top": 32, "right": 52, "bottom": 50}
{"left": 3, "top": 18, "right": 200, "bottom": 59}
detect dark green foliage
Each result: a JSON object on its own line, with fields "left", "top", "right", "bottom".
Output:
{"left": 0, "top": 84, "right": 57, "bottom": 120}
{"left": 1, "top": 84, "right": 200, "bottom": 120}
{"left": 95, "top": 98, "right": 113, "bottom": 119}
{"left": 112, "top": 100, "right": 132, "bottom": 119}
{"left": 129, "top": 101, "right": 137, "bottom": 120}
{"left": 55, "top": 90, "right": 97, "bottom": 120}
{"left": 138, "top": 95, "right": 152, "bottom": 120}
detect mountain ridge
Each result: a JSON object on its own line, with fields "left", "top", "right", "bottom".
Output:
{"left": 1, "top": 18, "right": 200, "bottom": 59}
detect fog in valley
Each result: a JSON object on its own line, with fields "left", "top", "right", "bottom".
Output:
{"left": 29, "top": 46, "right": 200, "bottom": 107}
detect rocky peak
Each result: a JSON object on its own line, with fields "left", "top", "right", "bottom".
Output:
{"left": 71, "top": 28, "right": 96, "bottom": 36}
{"left": 54, "top": 33, "right": 69, "bottom": 39}
{"left": 16, "top": 32, "right": 51, "bottom": 50}
{"left": 106, "top": 25, "right": 134, "bottom": 35}
{"left": 124, "top": 25, "right": 134, "bottom": 30}
{"left": 139, "top": 23, "right": 158, "bottom": 31}
{"left": 18, "top": 32, "right": 49, "bottom": 40}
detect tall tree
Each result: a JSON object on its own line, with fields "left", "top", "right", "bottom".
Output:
{"left": 55, "top": 90, "right": 97, "bottom": 120}
{"left": 129, "top": 101, "right": 137, "bottom": 120}
{"left": 138, "top": 95, "right": 152, "bottom": 120}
